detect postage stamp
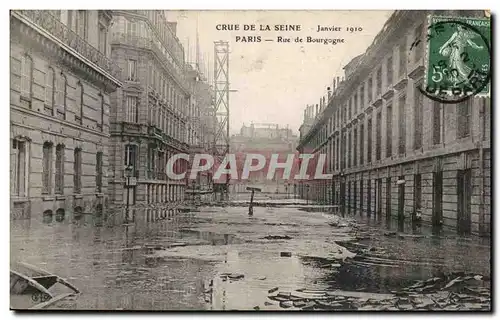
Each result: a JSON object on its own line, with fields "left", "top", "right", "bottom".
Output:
{"left": 422, "top": 15, "right": 491, "bottom": 103}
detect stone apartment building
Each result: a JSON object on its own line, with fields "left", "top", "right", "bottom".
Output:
{"left": 107, "top": 10, "right": 191, "bottom": 213}
{"left": 10, "top": 10, "right": 121, "bottom": 223}
{"left": 185, "top": 64, "right": 216, "bottom": 200}
{"left": 297, "top": 10, "right": 491, "bottom": 236}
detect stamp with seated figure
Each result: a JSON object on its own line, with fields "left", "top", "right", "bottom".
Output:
{"left": 421, "top": 15, "right": 491, "bottom": 103}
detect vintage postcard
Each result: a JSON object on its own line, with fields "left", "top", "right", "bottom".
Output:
{"left": 9, "top": 9, "right": 491, "bottom": 311}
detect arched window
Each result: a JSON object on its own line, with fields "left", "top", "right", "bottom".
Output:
{"left": 11, "top": 137, "right": 29, "bottom": 197}
{"left": 42, "top": 142, "right": 53, "bottom": 194}
{"left": 73, "top": 148, "right": 82, "bottom": 194}
{"left": 45, "top": 67, "right": 55, "bottom": 115}
{"left": 55, "top": 144, "right": 65, "bottom": 194}
{"left": 55, "top": 208, "right": 65, "bottom": 222}
{"left": 43, "top": 210, "right": 53, "bottom": 224}
{"left": 20, "top": 53, "right": 33, "bottom": 108}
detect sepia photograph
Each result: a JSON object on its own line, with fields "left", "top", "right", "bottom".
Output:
{"left": 8, "top": 7, "right": 492, "bottom": 312}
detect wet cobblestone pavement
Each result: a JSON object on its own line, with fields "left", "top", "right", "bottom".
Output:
{"left": 10, "top": 202, "right": 491, "bottom": 311}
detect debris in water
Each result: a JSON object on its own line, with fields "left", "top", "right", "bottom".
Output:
{"left": 280, "top": 252, "right": 292, "bottom": 257}
{"left": 268, "top": 287, "right": 279, "bottom": 294}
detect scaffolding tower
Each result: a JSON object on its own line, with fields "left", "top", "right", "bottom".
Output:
{"left": 213, "top": 41, "right": 230, "bottom": 199}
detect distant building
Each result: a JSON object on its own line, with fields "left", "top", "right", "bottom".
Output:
{"left": 10, "top": 10, "right": 121, "bottom": 223}
{"left": 231, "top": 123, "right": 298, "bottom": 193}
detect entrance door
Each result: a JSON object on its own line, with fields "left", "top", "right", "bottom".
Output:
{"left": 457, "top": 169, "right": 472, "bottom": 235}
{"left": 432, "top": 171, "right": 443, "bottom": 228}
{"left": 398, "top": 175, "right": 405, "bottom": 221}
{"left": 367, "top": 179, "right": 372, "bottom": 217}
{"left": 340, "top": 182, "right": 346, "bottom": 217}
{"left": 359, "top": 180, "right": 364, "bottom": 216}
{"left": 386, "top": 178, "right": 391, "bottom": 219}
{"left": 376, "top": 179, "right": 382, "bottom": 219}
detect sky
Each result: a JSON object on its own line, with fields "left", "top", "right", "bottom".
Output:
{"left": 169, "top": 10, "right": 393, "bottom": 135}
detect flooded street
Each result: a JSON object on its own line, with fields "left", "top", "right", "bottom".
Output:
{"left": 10, "top": 201, "right": 491, "bottom": 311}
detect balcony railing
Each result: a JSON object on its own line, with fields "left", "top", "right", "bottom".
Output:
{"left": 13, "top": 10, "right": 121, "bottom": 80}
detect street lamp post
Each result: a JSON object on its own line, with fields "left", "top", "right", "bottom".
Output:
{"left": 124, "top": 165, "right": 133, "bottom": 224}
{"left": 293, "top": 184, "right": 297, "bottom": 200}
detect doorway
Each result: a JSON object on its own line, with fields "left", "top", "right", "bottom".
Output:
{"left": 432, "top": 171, "right": 443, "bottom": 228}
{"left": 457, "top": 169, "right": 472, "bottom": 235}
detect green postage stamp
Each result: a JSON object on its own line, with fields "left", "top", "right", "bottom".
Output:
{"left": 425, "top": 15, "right": 491, "bottom": 100}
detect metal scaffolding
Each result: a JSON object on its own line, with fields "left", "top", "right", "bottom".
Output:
{"left": 213, "top": 41, "right": 230, "bottom": 198}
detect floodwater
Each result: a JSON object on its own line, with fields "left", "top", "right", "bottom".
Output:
{"left": 10, "top": 202, "right": 491, "bottom": 311}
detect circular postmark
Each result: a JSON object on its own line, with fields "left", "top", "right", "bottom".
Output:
{"left": 419, "top": 17, "right": 491, "bottom": 104}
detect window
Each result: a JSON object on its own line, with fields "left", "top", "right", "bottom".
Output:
{"left": 386, "top": 103, "right": 393, "bottom": 157}
{"left": 42, "top": 142, "right": 53, "bottom": 194}
{"left": 126, "top": 96, "right": 138, "bottom": 123}
{"left": 376, "top": 67, "right": 382, "bottom": 97}
{"left": 148, "top": 63, "right": 153, "bottom": 88}
{"left": 367, "top": 118, "right": 373, "bottom": 163}
{"left": 69, "top": 11, "right": 88, "bottom": 39}
{"left": 414, "top": 24, "right": 424, "bottom": 62}
{"left": 353, "top": 127, "right": 358, "bottom": 166}
{"left": 96, "top": 152, "right": 103, "bottom": 193}
{"left": 56, "top": 73, "right": 67, "bottom": 120}
{"left": 99, "top": 93, "right": 104, "bottom": 132}
{"left": 348, "top": 99, "right": 352, "bottom": 119}
{"left": 368, "top": 77, "right": 373, "bottom": 102}
{"left": 20, "top": 54, "right": 33, "bottom": 106}
{"left": 45, "top": 67, "right": 55, "bottom": 115}
{"left": 376, "top": 111, "right": 382, "bottom": 160}
{"left": 359, "top": 84, "right": 364, "bottom": 110}
{"left": 457, "top": 100, "right": 471, "bottom": 138}
{"left": 353, "top": 93, "right": 358, "bottom": 115}
{"left": 336, "top": 137, "right": 340, "bottom": 171}
{"left": 387, "top": 55, "right": 393, "bottom": 86}
{"left": 433, "top": 101, "right": 442, "bottom": 144}
{"left": 76, "top": 81, "right": 83, "bottom": 125}
{"left": 11, "top": 139, "right": 28, "bottom": 197}
{"left": 55, "top": 144, "right": 64, "bottom": 194}
{"left": 398, "top": 94, "right": 406, "bottom": 154}
{"left": 414, "top": 82, "right": 423, "bottom": 150}
{"left": 127, "top": 59, "right": 137, "bottom": 81}
{"left": 125, "top": 144, "right": 137, "bottom": 173}
{"left": 98, "top": 24, "right": 107, "bottom": 55}
{"left": 399, "top": 42, "right": 407, "bottom": 77}
{"left": 341, "top": 133, "right": 346, "bottom": 170}
{"left": 73, "top": 148, "right": 82, "bottom": 194}
{"left": 359, "top": 123, "right": 364, "bottom": 165}
{"left": 348, "top": 131, "right": 352, "bottom": 168}
{"left": 414, "top": 174, "right": 422, "bottom": 213}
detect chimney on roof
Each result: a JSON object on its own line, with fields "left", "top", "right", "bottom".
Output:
{"left": 327, "top": 87, "right": 331, "bottom": 99}
{"left": 336, "top": 76, "right": 340, "bottom": 86}
{"left": 333, "top": 78, "right": 336, "bottom": 92}
{"left": 315, "top": 104, "right": 319, "bottom": 116}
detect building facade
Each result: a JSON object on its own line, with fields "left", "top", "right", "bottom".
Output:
{"left": 185, "top": 64, "right": 215, "bottom": 200}
{"left": 297, "top": 10, "right": 491, "bottom": 236}
{"left": 10, "top": 10, "right": 121, "bottom": 223}
{"left": 231, "top": 123, "right": 299, "bottom": 194}
{"left": 107, "top": 10, "right": 191, "bottom": 212}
